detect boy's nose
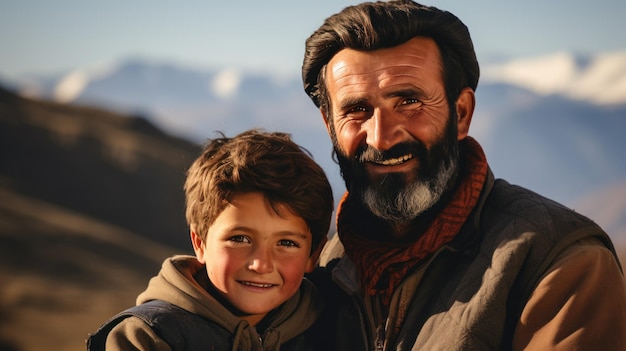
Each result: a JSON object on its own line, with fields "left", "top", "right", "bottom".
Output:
{"left": 248, "top": 248, "right": 274, "bottom": 274}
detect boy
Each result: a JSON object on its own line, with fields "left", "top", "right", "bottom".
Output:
{"left": 87, "top": 129, "right": 334, "bottom": 350}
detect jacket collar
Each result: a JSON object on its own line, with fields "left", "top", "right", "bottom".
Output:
{"left": 329, "top": 167, "right": 496, "bottom": 296}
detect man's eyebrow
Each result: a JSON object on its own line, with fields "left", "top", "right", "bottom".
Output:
{"left": 385, "top": 87, "right": 427, "bottom": 99}
{"left": 336, "top": 88, "right": 428, "bottom": 111}
{"left": 337, "top": 96, "right": 368, "bottom": 111}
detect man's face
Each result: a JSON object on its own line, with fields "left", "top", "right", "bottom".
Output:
{"left": 322, "top": 37, "right": 465, "bottom": 222}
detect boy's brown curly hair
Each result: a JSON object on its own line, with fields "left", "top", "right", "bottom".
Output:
{"left": 184, "top": 129, "right": 333, "bottom": 253}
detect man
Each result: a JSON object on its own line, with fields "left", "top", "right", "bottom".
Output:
{"left": 302, "top": 1, "right": 626, "bottom": 350}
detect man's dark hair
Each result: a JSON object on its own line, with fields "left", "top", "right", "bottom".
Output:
{"left": 302, "top": 0, "right": 479, "bottom": 118}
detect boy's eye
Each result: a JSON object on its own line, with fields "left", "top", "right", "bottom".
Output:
{"left": 278, "top": 239, "right": 300, "bottom": 248}
{"left": 228, "top": 235, "right": 250, "bottom": 243}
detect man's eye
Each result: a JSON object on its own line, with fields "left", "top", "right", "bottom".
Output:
{"left": 278, "top": 239, "right": 300, "bottom": 248}
{"left": 348, "top": 106, "right": 368, "bottom": 113}
{"left": 228, "top": 235, "right": 250, "bottom": 243}
{"left": 342, "top": 106, "right": 370, "bottom": 120}
{"left": 402, "top": 98, "right": 422, "bottom": 106}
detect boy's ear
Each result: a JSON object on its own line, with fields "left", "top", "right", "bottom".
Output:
{"left": 305, "top": 236, "right": 328, "bottom": 273}
{"left": 190, "top": 228, "right": 206, "bottom": 264}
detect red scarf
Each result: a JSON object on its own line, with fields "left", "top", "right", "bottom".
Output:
{"left": 337, "top": 137, "right": 488, "bottom": 305}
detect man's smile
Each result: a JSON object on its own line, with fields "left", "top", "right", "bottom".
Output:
{"left": 372, "top": 154, "right": 414, "bottom": 166}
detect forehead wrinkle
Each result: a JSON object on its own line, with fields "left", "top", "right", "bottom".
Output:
{"left": 334, "top": 63, "right": 424, "bottom": 78}
{"left": 334, "top": 69, "right": 422, "bottom": 94}
{"left": 378, "top": 72, "right": 425, "bottom": 85}
{"left": 332, "top": 73, "right": 373, "bottom": 103}
{"left": 332, "top": 65, "right": 387, "bottom": 84}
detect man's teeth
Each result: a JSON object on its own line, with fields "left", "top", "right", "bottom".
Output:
{"left": 375, "top": 154, "right": 413, "bottom": 166}
{"left": 240, "top": 281, "right": 273, "bottom": 288}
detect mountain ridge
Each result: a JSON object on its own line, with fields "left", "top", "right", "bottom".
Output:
{"left": 10, "top": 50, "right": 626, "bottom": 109}
{"left": 481, "top": 50, "right": 626, "bottom": 106}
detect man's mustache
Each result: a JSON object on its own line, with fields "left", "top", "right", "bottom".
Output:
{"left": 356, "top": 142, "right": 424, "bottom": 164}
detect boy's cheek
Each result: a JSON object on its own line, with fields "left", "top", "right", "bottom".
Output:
{"left": 279, "top": 258, "right": 310, "bottom": 286}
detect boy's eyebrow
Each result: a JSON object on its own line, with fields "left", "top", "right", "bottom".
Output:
{"left": 226, "top": 226, "right": 310, "bottom": 239}
{"left": 276, "top": 231, "right": 310, "bottom": 240}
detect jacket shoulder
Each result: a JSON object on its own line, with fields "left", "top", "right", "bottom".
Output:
{"left": 480, "top": 179, "right": 619, "bottom": 315}
{"left": 481, "top": 178, "right": 617, "bottom": 257}
{"left": 486, "top": 179, "right": 602, "bottom": 234}
{"left": 87, "top": 300, "right": 231, "bottom": 351}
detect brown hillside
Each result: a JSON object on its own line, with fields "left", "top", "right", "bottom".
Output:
{"left": 0, "top": 87, "right": 201, "bottom": 249}
{"left": 0, "top": 187, "right": 179, "bottom": 351}
{"left": 0, "top": 87, "right": 199, "bottom": 350}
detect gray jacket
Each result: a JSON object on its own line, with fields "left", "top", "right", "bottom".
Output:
{"left": 312, "top": 170, "right": 626, "bottom": 350}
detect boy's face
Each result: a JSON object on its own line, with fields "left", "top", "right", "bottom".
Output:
{"left": 191, "top": 192, "right": 315, "bottom": 326}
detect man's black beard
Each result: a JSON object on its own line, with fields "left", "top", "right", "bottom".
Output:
{"left": 333, "top": 117, "right": 460, "bottom": 223}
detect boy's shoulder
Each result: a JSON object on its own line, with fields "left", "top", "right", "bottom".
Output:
{"left": 87, "top": 300, "right": 231, "bottom": 351}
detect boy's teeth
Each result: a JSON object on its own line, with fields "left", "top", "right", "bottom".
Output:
{"left": 241, "top": 281, "right": 272, "bottom": 288}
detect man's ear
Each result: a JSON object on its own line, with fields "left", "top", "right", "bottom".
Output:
{"left": 455, "top": 87, "right": 475, "bottom": 140}
{"left": 190, "top": 228, "right": 206, "bottom": 264}
{"left": 305, "top": 236, "right": 328, "bottom": 273}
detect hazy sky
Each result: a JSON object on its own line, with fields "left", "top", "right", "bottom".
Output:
{"left": 1, "top": 0, "right": 625, "bottom": 79}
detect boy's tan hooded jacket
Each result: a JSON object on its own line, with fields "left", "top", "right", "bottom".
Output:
{"left": 93, "top": 255, "right": 322, "bottom": 351}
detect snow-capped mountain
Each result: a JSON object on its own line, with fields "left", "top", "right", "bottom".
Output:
{"left": 4, "top": 51, "right": 626, "bottom": 243}
{"left": 481, "top": 51, "right": 626, "bottom": 106}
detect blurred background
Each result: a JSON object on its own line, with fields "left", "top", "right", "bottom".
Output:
{"left": 1, "top": 1, "right": 625, "bottom": 350}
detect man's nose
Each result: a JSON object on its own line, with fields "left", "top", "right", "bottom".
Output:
{"left": 365, "top": 108, "right": 406, "bottom": 151}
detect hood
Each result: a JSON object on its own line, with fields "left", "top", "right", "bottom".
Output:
{"left": 137, "top": 255, "right": 322, "bottom": 350}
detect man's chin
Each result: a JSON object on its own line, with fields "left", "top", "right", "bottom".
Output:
{"left": 364, "top": 171, "right": 414, "bottom": 193}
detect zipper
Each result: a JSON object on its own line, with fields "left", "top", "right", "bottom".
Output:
{"left": 375, "top": 322, "right": 386, "bottom": 351}
{"left": 357, "top": 293, "right": 388, "bottom": 351}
